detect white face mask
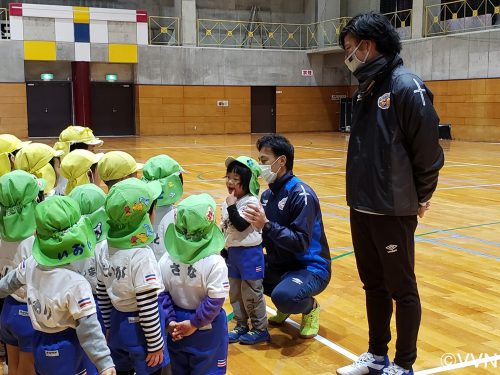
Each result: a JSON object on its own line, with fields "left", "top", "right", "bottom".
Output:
{"left": 344, "top": 40, "right": 371, "bottom": 73}
{"left": 260, "top": 157, "right": 282, "bottom": 184}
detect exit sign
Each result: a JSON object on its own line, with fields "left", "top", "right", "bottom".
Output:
{"left": 40, "top": 73, "right": 53, "bottom": 81}
{"left": 301, "top": 69, "right": 313, "bottom": 77}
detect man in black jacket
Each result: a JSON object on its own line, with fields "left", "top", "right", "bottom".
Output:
{"left": 336, "top": 12, "right": 444, "bottom": 375}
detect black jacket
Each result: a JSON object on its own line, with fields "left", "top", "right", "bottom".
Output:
{"left": 346, "top": 56, "right": 444, "bottom": 216}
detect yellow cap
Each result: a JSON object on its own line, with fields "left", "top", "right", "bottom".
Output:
{"left": 0, "top": 134, "right": 31, "bottom": 154}
{"left": 14, "top": 143, "right": 63, "bottom": 193}
{"left": 0, "top": 153, "right": 11, "bottom": 177}
{"left": 54, "top": 126, "right": 103, "bottom": 158}
{"left": 60, "top": 149, "right": 104, "bottom": 194}
{"left": 97, "top": 151, "right": 143, "bottom": 182}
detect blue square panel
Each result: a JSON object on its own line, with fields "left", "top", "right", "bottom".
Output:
{"left": 74, "top": 23, "right": 90, "bottom": 43}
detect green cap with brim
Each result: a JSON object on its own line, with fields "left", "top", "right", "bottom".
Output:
{"left": 105, "top": 178, "right": 162, "bottom": 249}
{"left": 0, "top": 170, "right": 46, "bottom": 242}
{"left": 32, "top": 196, "right": 96, "bottom": 267}
{"left": 164, "top": 193, "right": 224, "bottom": 264}
{"left": 68, "top": 183, "right": 109, "bottom": 243}
{"left": 142, "top": 155, "right": 184, "bottom": 206}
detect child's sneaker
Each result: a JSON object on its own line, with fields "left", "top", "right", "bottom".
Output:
{"left": 228, "top": 325, "right": 249, "bottom": 343}
{"left": 299, "top": 300, "right": 320, "bottom": 338}
{"left": 239, "top": 329, "right": 271, "bottom": 345}
{"left": 382, "top": 363, "right": 413, "bottom": 375}
{"left": 336, "top": 352, "right": 389, "bottom": 375}
{"left": 268, "top": 310, "right": 290, "bottom": 326}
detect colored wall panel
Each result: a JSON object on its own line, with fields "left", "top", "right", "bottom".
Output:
{"left": 74, "top": 23, "right": 90, "bottom": 43}
{"left": 109, "top": 44, "right": 138, "bottom": 63}
{"left": 55, "top": 19, "right": 75, "bottom": 42}
{"left": 73, "top": 7, "right": 90, "bottom": 24}
{"left": 90, "top": 20, "right": 108, "bottom": 44}
{"left": 24, "top": 41, "right": 56, "bottom": 61}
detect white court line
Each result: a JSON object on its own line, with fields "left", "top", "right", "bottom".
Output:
{"left": 265, "top": 306, "right": 358, "bottom": 362}
{"left": 296, "top": 145, "right": 347, "bottom": 152}
{"left": 446, "top": 161, "right": 500, "bottom": 168}
{"left": 414, "top": 355, "right": 500, "bottom": 375}
{"left": 437, "top": 183, "right": 500, "bottom": 190}
{"left": 188, "top": 171, "right": 346, "bottom": 183}
{"left": 268, "top": 303, "right": 500, "bottom": 374}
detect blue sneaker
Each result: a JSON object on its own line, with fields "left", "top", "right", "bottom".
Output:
{"left": 336, "top": 352, "right": 389, "bottom": 374}
{"left": 238, "top": 329, "right": 271, "bottom": 345}
{"left": 228, "top": 325, "right": 249, "bottom": 343}
{"left": 382, "top": 363, "right": 413, "bottom": 375}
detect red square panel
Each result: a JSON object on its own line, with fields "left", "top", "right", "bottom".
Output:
{"left": 9, "top": 3, "right": 23, "bottom": 16}
{"left": 136, "top": 10, "right": 147, "bottom": 23}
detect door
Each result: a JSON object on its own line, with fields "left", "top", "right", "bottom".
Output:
{"left": 251, "top": 86, "right": 276, "bottom": 133}
{"left": 90, "top": 83, "right": 135, "bottom": 136}
{"left": 26, "top": 82, "right": 73, "bottom": 137}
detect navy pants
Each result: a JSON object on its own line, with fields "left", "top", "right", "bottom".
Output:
{"left": 263, "top": 267, "right": 329, "bottom": 314}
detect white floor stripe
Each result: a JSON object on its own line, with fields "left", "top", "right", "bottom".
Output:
{"left": 414, "top": 354, "right": 500, "bottom": 375}
{"left": 437, "top": 183, "right": 500, "bottom": 190}
{"left": 265, "top": 306, "right": 358, "bottom": 362}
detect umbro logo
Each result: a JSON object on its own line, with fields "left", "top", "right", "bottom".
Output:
{"left": 278, "top": 197, "right": 288, "bottom": 210}
{"left": 385, "top": 244, "right": 398, "bottom": 253}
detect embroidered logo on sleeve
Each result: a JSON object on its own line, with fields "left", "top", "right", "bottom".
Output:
{"left": 217, "top": 359, "right": 227, "bottom": 368}
{"left": 222, "top": 281, "right": 229, "bottom": 289}
{"left": 78, "top": 297, "right": 93, "bottom": 309}
{"left": 255, "top": 266, "right": 262, "bottom": 273}
{"left": 377, "top": 92, "right": 391, "bottom": 110}
{"left": 144, "top": 273, "right": 157, "bottom": 283}
{"left": 278, "top": 197, "right": 288, "bottom": 210}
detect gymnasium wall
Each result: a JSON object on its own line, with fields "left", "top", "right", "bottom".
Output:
{"left": 0, "top": 84, "right": 28, "bottom": 138}
{"left": 136, "top": 85, "right": 351, "bottom": 135}
{"left": 427, "top": 78, "right": 500, "bottom": 142}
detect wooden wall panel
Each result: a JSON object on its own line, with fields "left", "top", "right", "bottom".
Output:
{"left": 0, "top": 84, "right": 28, "bottom": 138}
{"left": 426, "top": 78, "right": 500, "bottom": 142}
{"left": 276, "top": 86, "right": 351, "bottom": 133}
{"left": 136, "top": 86, "right": 251, "bottom": 136}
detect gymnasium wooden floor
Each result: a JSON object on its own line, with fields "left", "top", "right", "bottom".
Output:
{"left": 37, "top": 132, "right": 500, "bottom": 374}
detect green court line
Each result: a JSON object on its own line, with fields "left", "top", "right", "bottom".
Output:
{"left": 226, "top": 311, "right": 234, "bottom": 322}
{"left": 329, "top": 221, "right": 500, "bottom": 261}
{"left": 414, "top": 221, "right": 500, "bottom": 237}
{"left": 331, "top": 251, "right": 354, "bottom": 261}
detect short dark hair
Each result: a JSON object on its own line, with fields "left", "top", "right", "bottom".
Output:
{"left": 339, "top": 11, "right": 402, "bottom": 56}
{"left": 70, "top": 143, "right": 89, "bottom": 152}
{"left": 226, "top": 161, "right": 252, "bottom": 195}
{"left": 256, "top": 134, "right": 294, "bottom": 170}
{"left": 148, "top": 199, "right": 157, "bottom": 215}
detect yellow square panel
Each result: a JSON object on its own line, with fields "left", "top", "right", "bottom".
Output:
{"left": 24, "top": 41, "right": 56, "bottom": 61}
{"left": 109, "top": 44, "right": 138, "bottom": 63}
{"left": 472, "top": 9, "right": 478, "bottom": 17}
{"left": 74, "top": 7, "right": 90, "bottom": 24}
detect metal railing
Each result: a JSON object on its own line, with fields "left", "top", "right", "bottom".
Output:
{"left": 305, "top": 17, "right": 351, "bottom": 49}
{"left": 384, "top": 9, "right": 413, "bottom": 40}
{"left": 0, "top": 8, "right": 8, "bottom": 40}
{"left": 425, "top": 0, "right": 500, "bottom": 37}
{"left": 149, "top": 16, "right": 180, "bottom": 45}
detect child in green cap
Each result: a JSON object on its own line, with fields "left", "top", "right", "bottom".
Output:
{"left": 0, "top": 195, "right": 115, "bottom": 375}
{"left": 96, "top": 178, "right": 171, "bottom": 375}
{"left": 142, "top": 154, "right": 184, "bottom": 261}
{"left": 69, "top": 183, "right": 109, "bottom": 332}
{"left": 0, "top": 170, "right": 45, "bottom": 374}
{"left": 222, "top": 156, "right": 269, "bottom": 345}
{"left": 158, "top": 193, "right": 229, "bottom": 374}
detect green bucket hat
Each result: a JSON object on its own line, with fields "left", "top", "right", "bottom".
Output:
{"left": 142, "top": 155, "right": 184, "bottom": 207}
{"left": 68, "top": 184, "right": 109, "bottom": 243}
{"left": 105, "top": 178, "right": 162, "bottom": 249}
{"left": 0, "top": 170, "right": 46, "bottom": 242}
{"left": 165, "top": 193, "right": 225, "bottom": 264}
{"left": 225, "top": 156, "right": 262, "bottom": 197}
{"left": 32, "top": 196, "right": 96, "bottom": 267}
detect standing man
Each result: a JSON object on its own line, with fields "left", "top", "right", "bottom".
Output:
{"left": 244, "top": 134, "right": 331, "bottom": 339}
{"left": 336, "top": 12, "right": 444, "bottom": 375}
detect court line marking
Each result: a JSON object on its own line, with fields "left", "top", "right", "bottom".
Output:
{"left": 265, "top": 306, "right": 358, "bottom": 361}
{"left": 445, "top": 161, "right": 500, "bottom": 168}
{"left": 437, "top": 183, "right": 500, "bottom": 190}
{"left": 414, "top": 355, "right": 500, "bottom": 375}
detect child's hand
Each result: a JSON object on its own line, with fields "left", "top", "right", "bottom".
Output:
{"left": 167, "top": 321, "right": 177, "bottom": 335}
{"left": 172, "top": 320, "right": 197, "bottom": 341}
{"left": 145, "top": 348, "right": 164, "bottom": 367}
{"left": 100, "top": 367, "right": 116, "bottom": 375}
{"left": 226, "top": 191, "right": 237, "bottom": 206}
